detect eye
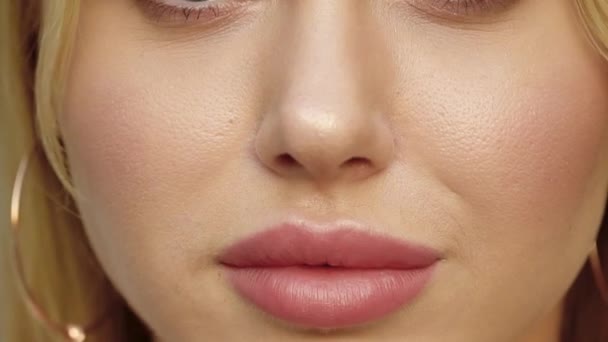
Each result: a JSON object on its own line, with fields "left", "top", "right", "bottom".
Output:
{"left": 407, "top": 0, "right": 517, "bottom": 20}
{"left": 434, "top": 0, "right": 507, "bottom": 14}
{"left": 136, "top": 0, "right": 250, "bottom": 23}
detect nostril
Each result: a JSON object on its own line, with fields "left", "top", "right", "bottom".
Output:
{"left": 276, "top": 154, "right": 298, "bottom": 167}
{"left": 272, "top": 154, "right": 373, "bottom": 178}
{"left": 341, "top": 157, "right": 371, "bottom": 169}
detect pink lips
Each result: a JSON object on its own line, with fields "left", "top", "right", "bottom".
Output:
{"left": 218, "top": 222, "right": 440, "bottom": 329}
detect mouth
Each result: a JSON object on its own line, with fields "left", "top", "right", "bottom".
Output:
{"left": 217, "top": 220, "right": 440, "bottom": 329}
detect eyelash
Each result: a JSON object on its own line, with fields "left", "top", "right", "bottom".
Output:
{"left": 137, "top": 0, "right": 510, "bottom": 23}
{"left": 425, "top": 0, "right": 511, "bottom": 16}
{"left": 137, "top": 0, "right": 247, "bottom": 22}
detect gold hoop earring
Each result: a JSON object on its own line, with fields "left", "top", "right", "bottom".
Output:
{"left": 589, "top": 243, "right": 608, "bottom": 305}
{"left": 10, "top": 143, "right": 109, "bottom": 342}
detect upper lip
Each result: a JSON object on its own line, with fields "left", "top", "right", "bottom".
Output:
{"left": 217, "top": 219, "right": 441, "bottom": 269}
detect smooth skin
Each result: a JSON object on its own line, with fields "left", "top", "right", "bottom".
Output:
{"left": 60, "top": 0, "right": 608, "bottom": 341}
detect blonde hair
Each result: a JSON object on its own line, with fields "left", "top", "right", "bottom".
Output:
{"left": 1, "top": 1, "right": 608, "bottom": 341}
{"left": 1, "top": 1, "right": 137, "bottom": 341}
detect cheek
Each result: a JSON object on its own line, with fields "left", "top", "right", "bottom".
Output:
{"left": 59, "top": 22, "right": 267, "bottom": 320}
{"left": 376, "top": 17, "right": 608, "bottom": 336}
{"left": 59, "top": 36, "right": 267, "bottom": 336}
{"left": 391, "top": 33, "right": 608, "bottom": 250}
{"left": 60, "top": 34, "right": 265, "bottom": 228}
{"left": 449, "top": 68, "right": 606, "bottom": 262}
{"left": 381, "top": 16, "right": 608, "bottom": 305}
{"left": 424, "top": 67, "right": 608, "bottom": 228}
{"left": 59, "top": 0, "right": 271, "bottom": 225}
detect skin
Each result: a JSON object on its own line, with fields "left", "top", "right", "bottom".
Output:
{"left": 60, "top": 0, "right": 608, "bottom": 341}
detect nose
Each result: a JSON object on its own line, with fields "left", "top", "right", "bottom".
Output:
{"left": 254, "top": 2, "right": 395, "bottom": 184}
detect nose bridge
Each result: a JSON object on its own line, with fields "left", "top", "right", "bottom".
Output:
{"left": 282, "top": 1, "right": 367, "bottom": 115}
{"left": 254, "top": 1, "right": 395, "bottom": 183}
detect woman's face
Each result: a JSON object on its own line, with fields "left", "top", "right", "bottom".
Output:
{"left": 61, "top": 0, "right": 608, "bottom": 341}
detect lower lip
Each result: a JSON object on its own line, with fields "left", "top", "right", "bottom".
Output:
{"left": 223, "top": 264, "right": 436, "bottom": 329}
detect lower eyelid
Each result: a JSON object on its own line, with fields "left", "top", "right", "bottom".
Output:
{"left": 392, "top": 0, "right": 519, "bottom": 28}
{"left": 136, "top": 0, "right": 246, "bottom": 24}
{"left": 403, "top": 0, "right": 517, "bottom": 19}
{"left": 137, "top": 0, "right": 516, "bottom": 32}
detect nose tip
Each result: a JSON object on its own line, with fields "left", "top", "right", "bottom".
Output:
{"left": 253, "top": 2, "right": 395, "bottom": 185}
{"left": 254, "top": 107, "right": 395, "bottom": 183}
